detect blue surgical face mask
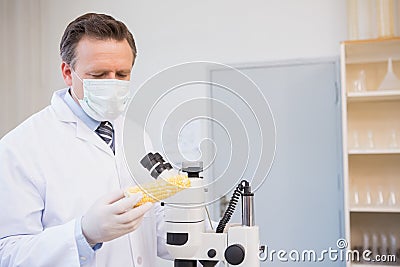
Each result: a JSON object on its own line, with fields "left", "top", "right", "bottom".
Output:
{"left": 71, "top": 70, "right": 131, "bottom": 121}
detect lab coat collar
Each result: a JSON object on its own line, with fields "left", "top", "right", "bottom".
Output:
{"left": 51, "top": 88, "right": 79, "bottom": 123}
{"left": 51, "top": 88, "right": 115, "bottom": 157}
{"left": 63, "top": 88, "right": 100, "bottom": 131}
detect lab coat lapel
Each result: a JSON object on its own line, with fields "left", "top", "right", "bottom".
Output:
{"left": 51, "top": 88, "right": 114, "bottom": 156}
{"left": 76, "top": 121, "right": 115, "bottom": 156}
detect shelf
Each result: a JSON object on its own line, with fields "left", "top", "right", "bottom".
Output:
{"left": 342, "top": 37, "right": 400, "bottom": 45}
{"left": 343, "top": 38, "right": 400, "bottom": 64}
{"left": 347, "top": 90, "right": 400, "bottom": 102}
{"left": 347, "top": 57, "right": 400, "bottom": 64}
{"left": 350, "top": 207, "right": 400, "bottom": 213}
{"left": 348, "top": 149, "right": 400, "bottom": 155}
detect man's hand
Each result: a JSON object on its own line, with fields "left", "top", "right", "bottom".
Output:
{"left": 81, "top": 190, "right": 152, "bottom": 245}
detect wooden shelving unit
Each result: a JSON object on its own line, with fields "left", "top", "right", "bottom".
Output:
{"left": 350, "top": 207, "right": 400, "bottom": 213}
{"left": 347, "top": 90, "right": 400, "bottom": 102}
{"left": 341, "top": 38, "right": 400, "bottom": 267}
{"left": 348, "top": 149, "right": 400, "bottom": 155}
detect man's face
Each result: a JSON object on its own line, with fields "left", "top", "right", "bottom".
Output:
{"left": 61, "top": 36, "right": 134, "bottom": 100}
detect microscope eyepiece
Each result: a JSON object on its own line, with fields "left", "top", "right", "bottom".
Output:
{"left": 182, "top": 161, "right": 203, "bottom": 178}
{"left": 140, "top": 152, "right": 173, "bottom": 179}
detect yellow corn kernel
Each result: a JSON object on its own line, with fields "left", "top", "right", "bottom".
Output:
{"left": 125, "top": 174, "right": 191, "bottom": 207}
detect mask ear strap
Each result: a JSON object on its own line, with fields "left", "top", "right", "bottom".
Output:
{"left": 71, "top": 68, "right": 83, "bottom": 83}
{"left": 70, "top": 68, "right": 83, "bottom": 101}
{"left": 70, "top": 86, "right": 81, "bottom": 101}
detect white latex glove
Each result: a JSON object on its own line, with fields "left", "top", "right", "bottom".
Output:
{"left": 81, "top": 190, "right": 152, "bottom": 244}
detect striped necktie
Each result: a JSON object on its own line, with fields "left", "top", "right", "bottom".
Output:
{"left": 95, "top": 121, "right": 115, "bottom": 154}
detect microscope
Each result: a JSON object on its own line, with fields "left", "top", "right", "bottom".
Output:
{"left": 140, "top": 152, "right": 261, "bottom": 267}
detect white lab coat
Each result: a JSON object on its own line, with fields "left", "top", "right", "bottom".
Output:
{"left": 0, "top": 89, "right": 171, "bottom": 267}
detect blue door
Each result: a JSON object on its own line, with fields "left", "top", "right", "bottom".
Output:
{"left": 209, "top": 59, "right": 344, "bottom": 266}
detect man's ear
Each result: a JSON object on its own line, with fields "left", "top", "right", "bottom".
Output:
{"left": 61, "top": 62, "right": 72, "bottom": 86}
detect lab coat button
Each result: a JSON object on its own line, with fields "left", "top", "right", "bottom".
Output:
{"left": 137, "top": 256, "right": 142, "bottom": 265}
{"left": 80, "top": 256, "right": 87, "bottom": 261}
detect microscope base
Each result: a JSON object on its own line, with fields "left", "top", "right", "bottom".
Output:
{"left": 174, "top": 259, "right": 197, "bottom": 267}
{"left": 199, "top": 260, "right": 219, "bottom": 266}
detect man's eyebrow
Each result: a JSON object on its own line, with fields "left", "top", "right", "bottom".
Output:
{"left": 86, "top": 69, "right": 107, "bottom": 74}
{"left": 87, "top": 69, "right": 131, "bottom": 73}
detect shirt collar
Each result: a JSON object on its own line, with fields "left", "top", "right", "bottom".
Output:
{"left": 63, "top": 88, "right": 100, "bottom": 131}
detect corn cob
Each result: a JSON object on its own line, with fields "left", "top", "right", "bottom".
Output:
{"left": 125, "top": 174, "right": 191, "bottom": 207}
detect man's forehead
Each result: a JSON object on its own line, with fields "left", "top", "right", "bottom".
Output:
{"left": 74, "top": 36, "right": 134, "bottom": 70}
{"left": 75, "top": 37, "right": 131, "bottom": 55}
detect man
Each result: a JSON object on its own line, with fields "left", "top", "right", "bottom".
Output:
{"left": 0, "top": 13, "right": 170, "bottom": 267}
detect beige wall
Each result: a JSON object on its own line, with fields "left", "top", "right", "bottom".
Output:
{"left": 0, "top": 0, "right": 48, "bottom": 137}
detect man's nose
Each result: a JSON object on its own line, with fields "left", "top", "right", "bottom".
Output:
{"left": 106, "top": 73, "right": 117, "bottom": 79}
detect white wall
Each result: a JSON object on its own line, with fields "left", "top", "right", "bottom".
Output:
{"left": 1, "top": 1, "right": 347, "bottom": 265}
{"left": 40, "top": 0, "right": 347, "bottom": 92}
{"left": 1, "top": 0, "right": 347, "bottom": 137}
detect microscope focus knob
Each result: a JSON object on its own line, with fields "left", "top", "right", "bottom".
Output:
{"left": 207, "top": 249, "right": 217, "bottom": 258}
{"left": 224, "top": 244, "right": 245, "bottom": 265}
